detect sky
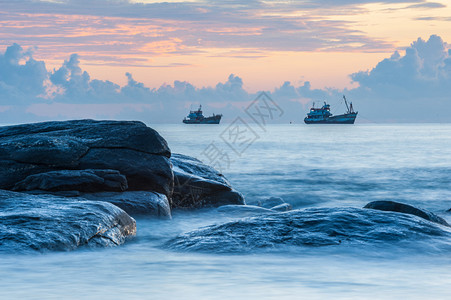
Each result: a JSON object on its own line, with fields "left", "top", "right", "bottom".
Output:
{"left": 0, "top": 0, "right": 451, "bottom": 123}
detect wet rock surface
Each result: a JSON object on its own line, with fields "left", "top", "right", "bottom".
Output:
{"left": 165, "top": 207, "right": 451, "bottom": 253}
{"left": 80, "top": 191, "right": 171, "bottom": 218}
{"left": 0, "top": 120, "right": 172, "bottom": 197}
{"left": 13, "top": 169, "right": 128, "bottom": 192}
{"left": 171, "top": 153, "right": 245, "bottom": 208}
{"left": 364, "top": 200, "right": 450, "bottom": 227}
{"left": 0, "top": 120, "right": 248, "bottom": 252}
{"left": 0, "top": 190, "right": 136, "bottom": 253}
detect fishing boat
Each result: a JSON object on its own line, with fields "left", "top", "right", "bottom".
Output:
{"left": 183, "top": 105, "right": 222, "bottom": 124}
{"left": 304, "top": 96, "right": 357, "bottom": 124}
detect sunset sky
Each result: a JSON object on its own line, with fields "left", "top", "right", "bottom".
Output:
{"left": 1, "top": 0, "right": 451, "bottom": 122}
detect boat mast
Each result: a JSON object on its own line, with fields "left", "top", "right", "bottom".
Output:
{"left": 343, "top": 95, "right": 350, "bottom": 113}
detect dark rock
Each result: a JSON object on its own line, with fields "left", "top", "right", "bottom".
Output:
{"left": 170, "top": 153, "right": 245, "bottom": 208}
{"left": 0, "top": 120, "right": 246, "bottom": 211}
{"left": 28, "top": 190, "right": 82, "bottom": 197}
{"left": 166, "top": 207, "right": 451, "bottom": 253}
{"left": 364, "top": 200, "right": 450, "bottom": 227}
{"left": 13, "top": 169, "right": 128, "bottom": 192}
{"left": 201, "top": 190, "right": 245, "bottom": 207}
{"left": 78, "top": 148, "right": 173, "bottom": 195}
{"left": 80, "top": 191, "right": 171, "bottom": 218}
{"left": 171, "top": 153, "right": 230, "bottom": 186}
{"left": 0, "top": 119, "right": 170, "bottom": 156}
{"left": 0, "top": 120, "right": 173, "bottom": 197}
{"left": 0, "top": 190, "right": 136, "bottom": 253}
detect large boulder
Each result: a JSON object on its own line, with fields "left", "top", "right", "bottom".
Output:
{"left": 0, "top": 120, "right": 173, "bottom": 197}
{"left": 364, "top": 200, "right": 450, "bottom": 227}
{"left": 170, "top": 153, "right": 245, "bottom": 208}
{"left": 78, "top": 148, "right": 172, "bottom": 194}
{"left": 0, "top": 120, "right": 246, "bottom": 214}
{"left": 166, "top": 207, "right": 451, "bottom": 253}
{"left": 0, "top": 190, "right": 136, "bottom": 253}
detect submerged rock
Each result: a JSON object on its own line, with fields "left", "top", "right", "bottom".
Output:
{"left": 257, "top": 197, "right": 292, "bottom": 211}
{"left": 80, "top": 191, "right": 171, "bottom": 218}
{"left": 270, "top": 203, "right": 292, "bottom": 212}
{"left": 165, "top": 207, "right": 451, "bottom": 253}
{"left": 364, "top": 200, "right": 450, "bottom": 227}
{"left": 0, "top": 120, "right": 172, "bottom": 197}
{"left": 170, "top": 153, "right": 245, "bottom": 208}
{"left": 0, "top": 190, "right": 136, "bottom": 252}
{"left": 259, "top": 197, "right": 285, "bottom": 209}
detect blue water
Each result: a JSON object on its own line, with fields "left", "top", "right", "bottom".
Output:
{"left": 1, "top": 124, "right": 451, "bottom": 299}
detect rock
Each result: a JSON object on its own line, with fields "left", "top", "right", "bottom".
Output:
{"left": 27, "top": 190, "right": 82, "bottom": 197}
{"left": 80, "top": 191, "right": 171, "bottom": 218}
{"left": 257, "top": 197, "right": 291, "bottom": 211}
{"left": 0, "top": 120, "right": 246, "bottom": 212}
{"left": 13, "top": 169, "right": 128, "bottom": 192}
{"left": 217, "top": 205, "right": 274, "bottom": 216}
{"left": 259, "top": 197, "right": 285, "bottom": 209}
{"left": 0, "top": 190, "right": 136, "bottom": 253}
{"left": 270, "top": 203, "right": 292, "bottom": 212}
{"left": 364, "top": 201, "right": 450, "bottom": 227}
{"left": 171, "top": 153, "right": 230, "bottom": 186}
{"left": 0, "top": 120, "right": 173, "bottom": 197}
{"left": 170, "top": 153, "right": 245, "bottom": 208}
{"left": 78, "top": 148, "right": 172, "bottom": 195}
{"left": 201, "top": 190, "right": 245, "bottom": 208}
{"left": 0, "top": 119, "right": 170, "bottom": 156}
{"left": 166, "top": 207, "right": 451, "bottom": 253}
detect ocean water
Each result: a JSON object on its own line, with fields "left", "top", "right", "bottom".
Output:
{"left": 1, "top": 123, "right": 451, "bottom": 299}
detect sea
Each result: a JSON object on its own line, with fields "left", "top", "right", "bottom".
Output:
{"left": 1, "top": 123, "right": 451, "bottom": 299}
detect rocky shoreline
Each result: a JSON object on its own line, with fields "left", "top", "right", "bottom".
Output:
{"left": 0, "top": 120, "right": 246, "bottom": 252}
{"left": 1, "top": 120, "right": 449, "bottom": 253}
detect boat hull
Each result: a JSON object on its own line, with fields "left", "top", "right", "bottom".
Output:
{"left": 183, "top": 115, "right": 222, "bottom": 124}
{"left": 304, "top": 113, "right": 357, "bottom": 124}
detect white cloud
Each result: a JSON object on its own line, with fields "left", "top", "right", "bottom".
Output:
{"left": 0, "top": 35, "right": 450, "bottom": 123}
{"left": 348, "top": 35, "right": 451, "bottom": 122}
{"left": 0, "top": 43, "right": 47, "bottom": 104}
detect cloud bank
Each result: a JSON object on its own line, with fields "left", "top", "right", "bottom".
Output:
{"left": 0, "top": 35, "right": 450, "bottom": 124}
{"left": 3, "top": 0, "right": 439, "bottom": 65}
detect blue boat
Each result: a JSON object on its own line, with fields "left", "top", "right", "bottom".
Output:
{"left": 304, "top": 96, "right": 357, "bottom": 124}
{"left": 183, "top": 105, "right": 222, "bottom": 124}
